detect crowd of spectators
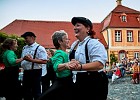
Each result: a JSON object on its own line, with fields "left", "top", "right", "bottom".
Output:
{"left": 103, "top": 57, "right": 140, "bottom": 84}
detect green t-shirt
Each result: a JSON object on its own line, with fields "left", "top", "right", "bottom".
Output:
{"left": 50, "top": 50, "right": 71, "bottom": 78}
{"left": 2, "top": 50, "right": 19, "bottom": 67}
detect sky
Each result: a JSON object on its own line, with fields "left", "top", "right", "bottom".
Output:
{"left": 0, "top": 0, "right": 140, "bottom": 30}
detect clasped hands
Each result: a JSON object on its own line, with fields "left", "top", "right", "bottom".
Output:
{"left": 65, "top": 59, "right": 82, "bottom": 71}
{"left": 23, "top": 54, "right": 33, "bottom": 62}
{"left": 23, "top": 56, "right": 82, "bottom": 70}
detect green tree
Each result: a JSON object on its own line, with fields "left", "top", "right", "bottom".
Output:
{"left": 110, "top": 53, "right": 118, "bottom": 65}
{"left": 0, "top": 32, "right": 25, "bottom": 60}
{"left": 0, "top": 32, "right": 8, "bottom": 43}
{"left": 16, "top": 37, "right": 26, "bottom": 58}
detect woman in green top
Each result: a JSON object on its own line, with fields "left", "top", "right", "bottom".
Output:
{"left": 38, "top": 30, "right": 74, "bottom": 100}
{"left": 1, "top": 38, "right": 23, "bottom": 100}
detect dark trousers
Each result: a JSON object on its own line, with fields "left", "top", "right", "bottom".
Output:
{"left": 23, "top": 69, "right": 42, "bottom": 100}
{"left": 41, "top": 66, "right": 56, "bottom": 93}
{"left": 74, "top": 71, "right": 109, "bottom": 100}
{"left": 2, "top": 67, "right": 22, "bottom": 100}
{"left": 132, "top": 73, "right": 139, "bottom": 84}
{"left": 38, "top": 75, "right": 74, "bottom": 100}
{"left": 41, "top": 74, "right": 50, "bottom": 93}
{"left": 120, "top": 68, "right": 125, "bottom": 77}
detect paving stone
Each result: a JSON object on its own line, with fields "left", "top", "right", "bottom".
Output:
{"left": 107, "top": 76, "right": 140, "bottom": 100}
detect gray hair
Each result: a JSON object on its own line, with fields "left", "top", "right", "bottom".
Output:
{"left": 52, "top": 30, "right": 67, "bottom": 49}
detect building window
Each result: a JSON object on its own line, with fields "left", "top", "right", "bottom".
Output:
{"left": 127, "top": 30, "right": 133, "bottom": 42}
{"left": 137, "top": 15, "right": 140, "bottom": 23}
{"left": 134, "top": 52, "right": 139, "bottom": 59}
{"left": 120, "top": 13, "right": 127, "bottom": 22}
{"left": 138, "top": 31, "right": 140, "bottom": 42}
{"left": 122, "top": 15, "right": 127, "bottom": 22}
{"left": 115, "top": 30, "right": 122, "bottom": 42}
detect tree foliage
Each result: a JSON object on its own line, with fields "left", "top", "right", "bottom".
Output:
{"left": 0, "top": 32, "right": 25, "bottom": 61}
{"left": 110, "top": 53, "right": 118, "bottom": 65}
{"left": 0, "top": 32, "right": 8, "bottom": 43}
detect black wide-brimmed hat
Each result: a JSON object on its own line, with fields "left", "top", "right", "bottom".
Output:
{"left": 71, "top": 17, "right": 93, "bottom": 29}
{"left": 21, "top": 32, "right": 36, "bottom": 38}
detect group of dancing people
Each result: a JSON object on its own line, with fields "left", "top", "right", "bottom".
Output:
{"left": 0, "top": 17, "right": 109, "bottom": 100}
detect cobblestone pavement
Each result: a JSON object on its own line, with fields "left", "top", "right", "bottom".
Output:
{"left": 107, "top": 76, "right": 140, "bottom": 100}
{"left": 1, "top": 76, "right": 139, "bottom": 100}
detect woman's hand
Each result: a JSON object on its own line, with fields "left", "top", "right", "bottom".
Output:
{"left": 23, "top": 55, "right": 33, "bottom": 62}
{"left": 67, "top": 59, "right": 82, "bottom": 70}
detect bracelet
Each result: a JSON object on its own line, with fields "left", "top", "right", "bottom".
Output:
{"left": 79, "top": 63, "right": 82, "bottom": 71}
{"left": 65, "top": 63, "right": 68, "bottom": 69}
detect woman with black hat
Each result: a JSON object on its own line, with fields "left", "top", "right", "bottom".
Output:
{"left": 69, "top": 17, "right": 109, "bottom": 100}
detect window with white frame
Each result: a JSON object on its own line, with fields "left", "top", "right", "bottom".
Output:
{"left": 122, "top": 15, "right": 127, "bottom": 22}
{"left": 115, "top": 30, "right": 122, "bottom": 42}
{"left": 127, "top": 30, "right": 133, "bottom": 42}
{"left": 134, "top": 52, "right": 139, "bottom": 58}
{"left": 120, "top": 13, "right": 127, "bottom": 22}
{"left": 137, "top": 15, "right": 140, "bottom": 23}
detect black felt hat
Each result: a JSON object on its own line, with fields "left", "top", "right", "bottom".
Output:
{"left": 71, "top": 17, "right": 93, "bottom": 29}
{"left": 21, "top": 32, "right": 36, "bottom": 38}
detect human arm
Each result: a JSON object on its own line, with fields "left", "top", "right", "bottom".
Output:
{"left": 16, "top": 58, "right": 24, "bottom": 64}
{"left": 7, "top": 51, "right": 23, "bottom": 66}
{"left": 50, "top": 52, "right": 67, "bottom": 72}
{"left": 23, "top": 46, "right": 48, "bottom": 64}
{"left": 50, "top": 50, "right": 78, "bottom": 72}
{"left": 85, "top": 40, "right": 107, "bottom": 71}
{"left": 69, "top": 39, "right": 107, "bottom": 71}
{"left": 69, "top": 61, "right": 104, "bottom": 71}
{"left": 24, "top": 55, "right": 47, "bottom": 64}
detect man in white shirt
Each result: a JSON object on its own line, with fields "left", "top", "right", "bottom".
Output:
{"left": 21, "top": 32, "right": 47, "bottom": 100}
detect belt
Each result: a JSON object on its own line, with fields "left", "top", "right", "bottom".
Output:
{"left": 75, "top": 71, "right": 107, "bottom": 83}
{"left": 76, "top": 71, "right": 105, "bottom": 78}
{"left": 77, "top": 71, "right": 99, "bottom": 75}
